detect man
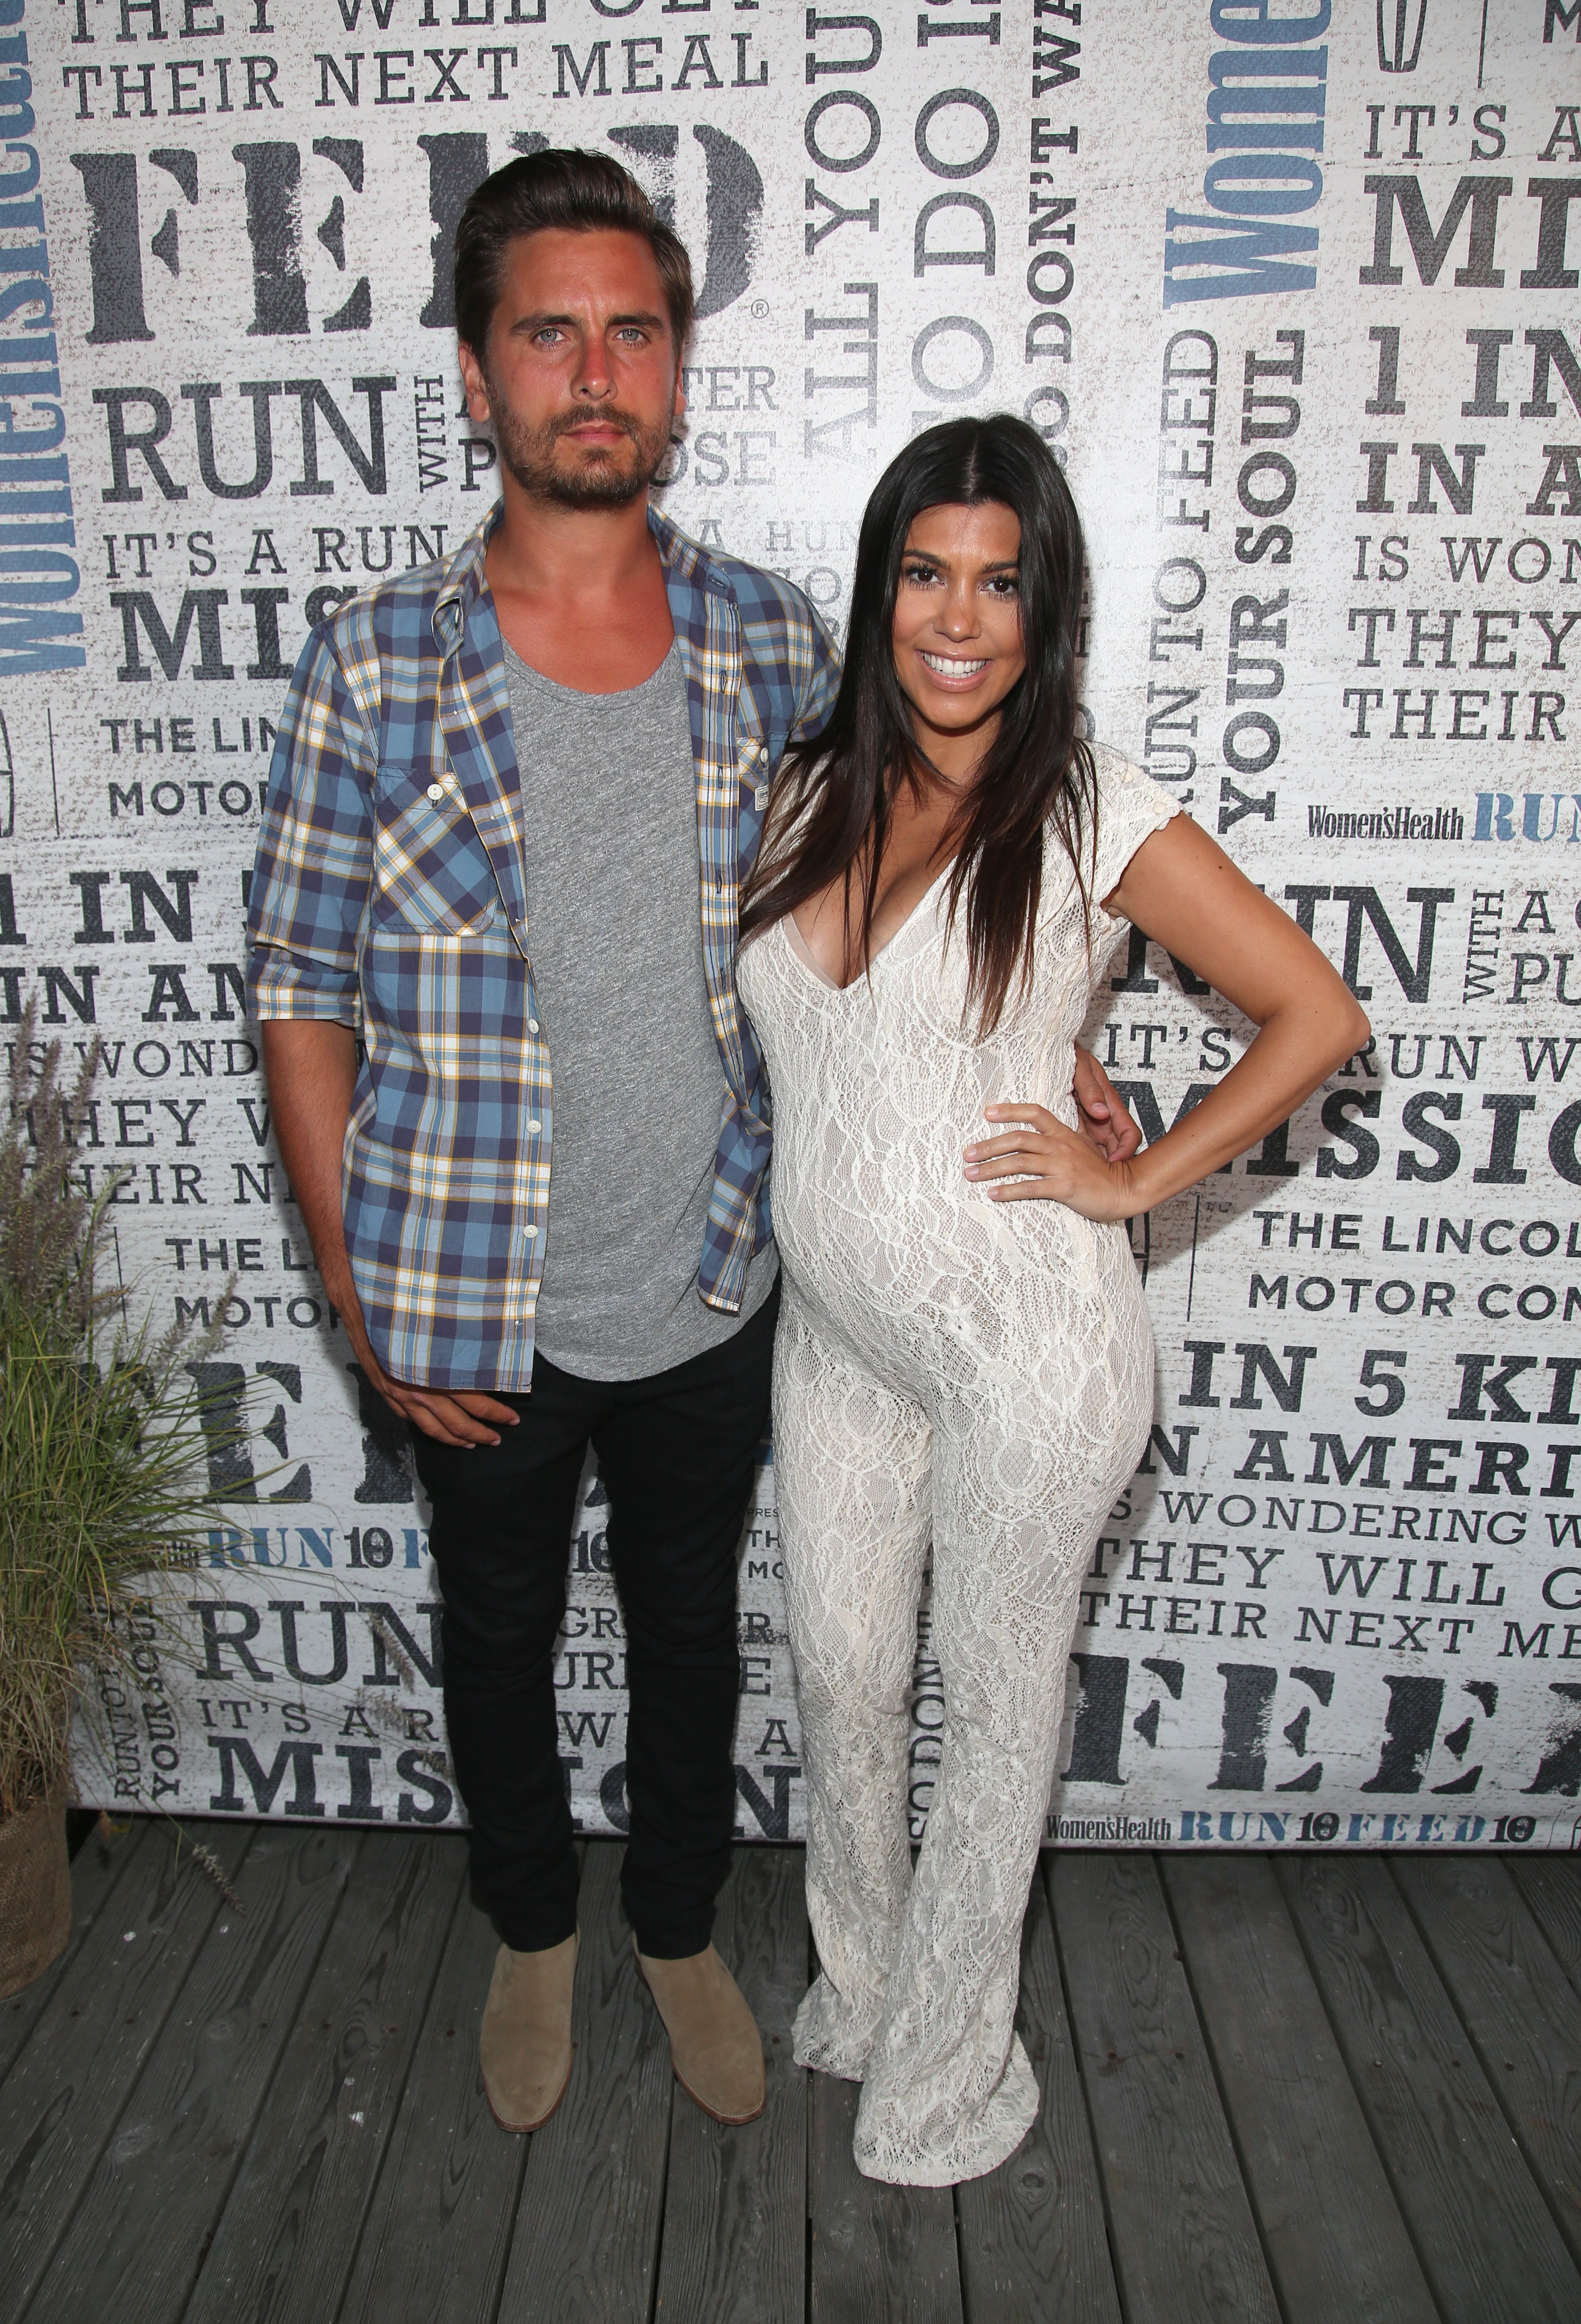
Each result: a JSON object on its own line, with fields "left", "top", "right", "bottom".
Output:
{"left": 248, "top": 149, "right": 1138, "bottom": 2138}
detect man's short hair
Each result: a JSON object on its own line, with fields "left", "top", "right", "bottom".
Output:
{"left": 453, "top": 148, "right": 695, "bottom": 364}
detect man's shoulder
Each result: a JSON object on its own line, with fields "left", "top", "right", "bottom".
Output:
{"left": 313, "top": 526, "right": 488, "bottom": 672}
{"left": 712, "top": 550, "right": 819, "bottom": 634}
{"left": 657, "top": 515, "right": 827, "bottom": 649}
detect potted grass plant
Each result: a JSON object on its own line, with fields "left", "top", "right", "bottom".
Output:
{"left": 0, "top": 1011, "right": 234, "bottom": 1996}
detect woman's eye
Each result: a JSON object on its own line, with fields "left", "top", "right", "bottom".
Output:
{"left": 987, "top": 574, "right": 1020, "bottom": 596}
{"left": 902, "top": 562, "right": 939, "bottom": 586}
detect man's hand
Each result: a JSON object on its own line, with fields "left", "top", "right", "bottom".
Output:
{"left": 261, "top": 1017, "right": 520, "bottom": 1449}
{"left": 1072, "top": 1044, "right": 1142, "bottom": 1163}
{"left": 355, "top": 1340, "right": 520, "bottom": 1450}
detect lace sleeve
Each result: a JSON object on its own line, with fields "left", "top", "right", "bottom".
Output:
{"left": 1086, "top": 745, "right": 1184, "bottom": 916}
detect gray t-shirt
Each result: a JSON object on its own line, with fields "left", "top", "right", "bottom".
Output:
{"left": 501, "top": 637, "right": 776, "bottom": 1381}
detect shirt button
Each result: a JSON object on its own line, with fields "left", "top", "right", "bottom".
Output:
{"left": 757, "top": 745, "right": 768, "bottom": 762}
{"left": 426, "top": 783, "right": 443, "bottom": 801}
{"left": 528, "top": 1118, "right": 541, "bottom": 1133}
{"left": 523, "top": 1224, "right": 538, "bottom": 1239}
{"left": 527, "top": 1017, "right": 539, "bottom": 1033}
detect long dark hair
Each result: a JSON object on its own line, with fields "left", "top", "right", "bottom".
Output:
{"left": 740, "top": 413, "right": 1096, "bottom": 1035}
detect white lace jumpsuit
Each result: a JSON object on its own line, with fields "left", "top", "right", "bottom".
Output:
{"left": 736, "top": 749, "right": 1181, "bottom": 2186}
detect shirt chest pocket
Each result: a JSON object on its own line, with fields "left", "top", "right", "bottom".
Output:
{"left": 371, "top": 763, "right": 502, "bottom": 936}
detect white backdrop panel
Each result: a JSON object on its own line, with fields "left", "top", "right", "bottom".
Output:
{"left": 4, "top": 0, "right": 1578, "bottom": 1852}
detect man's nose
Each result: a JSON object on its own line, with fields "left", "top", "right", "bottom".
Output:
{"left": 570, "top": 333, "right": 614, "bottom": 399}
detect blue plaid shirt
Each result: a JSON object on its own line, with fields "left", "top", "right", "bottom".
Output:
{"left": 247, "top": 504, "right": 840, "bottom": 1391}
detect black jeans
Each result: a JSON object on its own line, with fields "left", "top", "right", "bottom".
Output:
{"left": 412, "top": 1280, "right": 777, "bottom": 1958}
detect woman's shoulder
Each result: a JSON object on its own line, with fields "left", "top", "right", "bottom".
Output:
{"left": 1043, "top": 742, "right": 1185, "bottom": 902}
{"left": 1087, "top": 739, "right": 1171, "bottom": 810}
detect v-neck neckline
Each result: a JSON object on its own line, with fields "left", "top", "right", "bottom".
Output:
{"left": 784, "top": 857, "right": 956, "bottom": 994}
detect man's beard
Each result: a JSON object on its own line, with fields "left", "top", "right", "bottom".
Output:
{"left": 486, "top": 381, "right": 676, "bottom": 510}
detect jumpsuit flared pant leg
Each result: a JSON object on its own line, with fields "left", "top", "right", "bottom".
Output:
{"left": 773, "top": 1294, "right": 934, "bottom": 2081}
{"left": 774, "top": 1286, "right": 1105, "bottom": 2188}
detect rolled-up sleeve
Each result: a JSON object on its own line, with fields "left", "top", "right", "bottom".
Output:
{"left": 247, "top": 624, "right": 377, "bottom": 1024}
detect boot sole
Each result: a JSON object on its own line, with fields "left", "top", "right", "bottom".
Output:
{"left": 632, "top": 1947, "right": 766, "bottom": 2126}
{"left": 671, "top": 2064, "right": 766, "bottom": 2128}
{"left": 482, "top": 2039, "right": 575, "bottom": 2136}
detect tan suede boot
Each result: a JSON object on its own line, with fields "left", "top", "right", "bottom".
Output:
{"left": 634, "top": 1939, "right": 766, "bottom": 2125}
{"left": 479, "top": 1932, "right": 577, "bottom": 2133}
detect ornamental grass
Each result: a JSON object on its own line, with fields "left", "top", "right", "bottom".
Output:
{"left": 0, "top": 1009, "right": 235, "bottom": 1819}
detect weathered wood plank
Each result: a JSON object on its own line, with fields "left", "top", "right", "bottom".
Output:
{"left": 182, "top": 1829, "right": 469, "bottom": 2324}
{"left": 653, "top": 1845, "right": 808, "bottom": 2324}
{"left": 955, "top": 1870, "right": 1122, "bottom": 2324}
{"left": 0, "top": 1817, "right": 145, "bottom": 2088}
{"left": 1393, "top": 1852, "right": 1581, "bottom": 2267}
{"left": 338, "top": 1888, "right": 529, "bottom": 2324}
{"left": 809, "top": 2070, "right": 963, "bottom": 2324}
{"left": 495, "top": 1840, "right": 674, "bottom": 2324}
{"left": 1510, "top": 1860, "right": 1581, "bottom": 2000}
{"left": 1050, "top": 1851, "right": 1280, "bottom": 2324}
{"left": 1164, "top": 1852, "right": 1435, "bottom": 2324}
{"left": 0, "top": 1818, "right": 249, "bottom": 2316}
{"left": 22, "top": 1824, "right": 358, "bottom": 2324}
{"left": 1277, "top": 1852, "right": 1581, "bottom": 2324}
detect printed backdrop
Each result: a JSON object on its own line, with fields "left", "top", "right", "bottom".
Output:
{"left": 8, "top": 0, "right": 1581, "bottom": 1849}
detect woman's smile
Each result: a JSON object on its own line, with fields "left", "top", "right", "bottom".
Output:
{"left": 916, "top": 649, "right": 993, "bottom": 686}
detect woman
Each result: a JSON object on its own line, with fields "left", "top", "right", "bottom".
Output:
{"left": 736, "top": 415, "right": 1367, "bottom": 2186}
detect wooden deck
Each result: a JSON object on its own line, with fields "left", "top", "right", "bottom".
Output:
{"left": 3, "top": 1826, "right": 1581, "bottom": 2323}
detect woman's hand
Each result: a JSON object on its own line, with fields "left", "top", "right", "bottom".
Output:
{"left": 964, "top": 1102, "right": 1143, "bottom": 1221}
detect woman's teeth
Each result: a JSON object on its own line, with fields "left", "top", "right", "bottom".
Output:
{"left": 920, "top": 651, "right": 989, "bottom": 675}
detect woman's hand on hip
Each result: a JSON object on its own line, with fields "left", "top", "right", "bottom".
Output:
{"left": 963, "top": 1103, "right": 1142, "bottom": 1221}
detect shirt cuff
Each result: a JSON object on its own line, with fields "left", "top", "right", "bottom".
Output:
{"left": 248, "top": 946, "right": 358, "bottom": 1022}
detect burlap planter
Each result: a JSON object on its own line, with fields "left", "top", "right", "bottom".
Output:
{"left": 0, "top": 1781, "right": 71, "bottom": 2001}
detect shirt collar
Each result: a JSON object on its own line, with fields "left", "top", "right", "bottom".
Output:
{"left": 431, "top": 497, "right": 733, "bottom": 657}
{"left": 431, "top": 500, "right": 501, "bottom": 657}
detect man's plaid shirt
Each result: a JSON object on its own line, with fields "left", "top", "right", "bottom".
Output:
{"left": 247, "top": 503, "right": 840, "bottom": 1391}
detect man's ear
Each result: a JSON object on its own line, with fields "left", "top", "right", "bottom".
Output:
{"left": 672, "top": 359, "right": 687, "bottom": 426}
{"left": 457, "top": 343, "right": 492, "bottom": 426}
